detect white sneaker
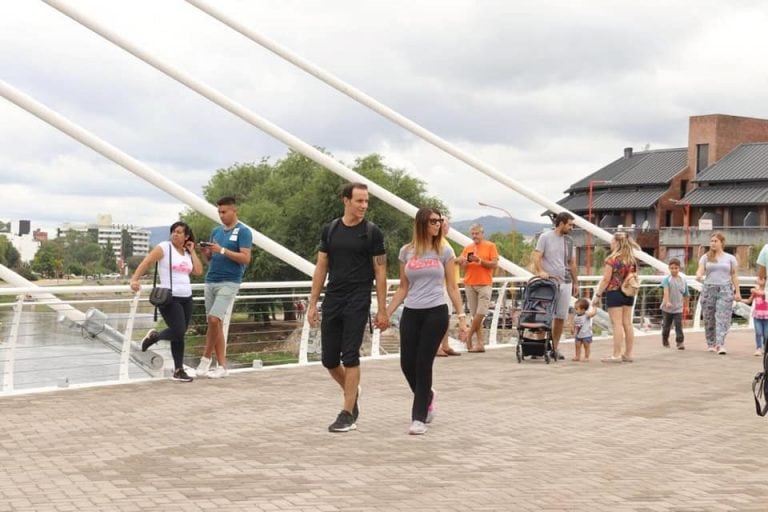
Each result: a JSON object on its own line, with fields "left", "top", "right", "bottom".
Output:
{"left": 408, "top": 420, "right": 427, "bottom": 435}
{"left": 755, "top": 349, "right": 764, "bottom": 357}
{"left": 707, "top": 346, "right": 716, "bottom": 352}
{"left": 207, "top": 367, "right": 229, "bottom": 379}
{"left": 718, "top": 346, "right": 727, "bottom": 355}
{"left": 196, "top": 356, "right": 212, "bottom": 377}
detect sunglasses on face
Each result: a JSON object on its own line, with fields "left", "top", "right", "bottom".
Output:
{"left": 428, "top": 218, "right": 444, "bottom": 225}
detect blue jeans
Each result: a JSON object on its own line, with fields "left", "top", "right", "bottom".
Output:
{"left": 754, "top": 319, "right": 768, "bottom": 350}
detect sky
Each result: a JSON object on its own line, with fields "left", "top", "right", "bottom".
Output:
{"left": 2, "top": 0, "right": 768, "bottom": 235}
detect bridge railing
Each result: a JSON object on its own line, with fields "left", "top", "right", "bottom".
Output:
{"left": 0, "top": 274, "right": 755, "bottom": 395}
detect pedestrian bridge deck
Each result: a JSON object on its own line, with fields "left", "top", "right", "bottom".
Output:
{"left": 1, "top": 330, "right": 766, "bottom": 512}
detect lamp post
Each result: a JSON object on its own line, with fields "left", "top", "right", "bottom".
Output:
{"left": 478, "top": 201, "right": 516, "bottom": 258}
{"left": 586, "top": 180, "right": 610, "bottom": 275}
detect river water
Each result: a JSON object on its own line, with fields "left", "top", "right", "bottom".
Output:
{"left": 0, "top": 304, "right": 164, "bottom": 392}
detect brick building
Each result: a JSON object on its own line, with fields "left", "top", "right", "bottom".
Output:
{"left": 554, "top": 114, "right": 768, "bottom": 271}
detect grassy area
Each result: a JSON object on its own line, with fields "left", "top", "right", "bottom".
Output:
{"left": 229, "top": 351, "right": 298, "bottom": 366}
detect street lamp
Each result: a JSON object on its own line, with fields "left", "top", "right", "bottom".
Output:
{"left": 586, "top": 180, "right": 610, "bottom": 275}
{"left": 478, "top": 201, "right": 516, "bottom": 258}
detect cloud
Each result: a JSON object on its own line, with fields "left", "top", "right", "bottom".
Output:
{"left": 2, "top": 0, "right": 768, "bottom": 234}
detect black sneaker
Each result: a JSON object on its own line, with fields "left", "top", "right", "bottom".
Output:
{"left": 352, "top": 386, "right": 361, "bottom": 421}
{"left": 662, "top": 340, "right": 670, "bottom": 348}
{"left": 172, "top": 368, "right": 193, "bottom": 382}
{"left": 141, "top": 329, "right": 160, "bottom": 352}
{"left": 328, "top": 410, "right": 356, "bottom": 433}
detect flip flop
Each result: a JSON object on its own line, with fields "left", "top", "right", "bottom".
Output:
{"left": 601, "top": 356, "right": 622, "bottom": 363}
{"left": 468, "top": 348, "right": 486, "bottom": 353}
{"left": 436, "top": 352, "right": 448, "bottom": 357}
{"left": 444, "top": 348, "right": 461, "bottom": 356}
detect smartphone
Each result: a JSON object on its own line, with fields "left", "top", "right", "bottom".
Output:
{"left": 199, "top": 241, "right": 213, "bottom": 247}
{"left": 468, "top": 252, "right": 475, "bottom": 259}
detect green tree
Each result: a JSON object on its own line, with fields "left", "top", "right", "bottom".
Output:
{"left": 121, "top": 229, "right": 134, "bottom": 259}
{"left": 0, "top": 236, "right": 21, "bottom": 268}
{"left": 488, "top": 231, "right": 533, "bottom": 272}
{"left": 183, "top": 150, "right": 447, "bottom": 280}
{"left": 101, "top": 240, "right": 118, "bottom": 272}
{"left": 31, "top": 240, "right": 66, "bottom": 277}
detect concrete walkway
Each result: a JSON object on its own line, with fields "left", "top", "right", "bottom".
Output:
{"left": 1, "top": 329, "right": 767, "bottom": 511}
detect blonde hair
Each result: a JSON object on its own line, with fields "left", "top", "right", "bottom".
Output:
{"left": 608, "top": 231, "right": 637, "bottom": 267}
{"left": 706, "top": 232, "right": 725, "bottom": 263}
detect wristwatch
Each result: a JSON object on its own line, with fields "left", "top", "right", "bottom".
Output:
{"left": 220, "top": 247, "right": 226, "bottom": 255}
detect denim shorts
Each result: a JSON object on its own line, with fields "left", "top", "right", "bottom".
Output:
{"left": 606, "top": 289, "right": 634, "bottom": 308}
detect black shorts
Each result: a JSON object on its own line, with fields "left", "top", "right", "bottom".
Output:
{"left": 320, "top": 291, "right": 371, "bottom": 369}
{"left": 606, "top": 289, "right": 634, "bottom": 308}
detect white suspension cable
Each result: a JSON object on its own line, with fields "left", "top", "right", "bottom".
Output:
{"left": 0, "top": 79, "right": 315, "bottom": 276}
{"left": 41, "top": 0, "right": 530, "bottom": 277}
{"left": 184, "top": 0, "right": 675, "bottom": 276}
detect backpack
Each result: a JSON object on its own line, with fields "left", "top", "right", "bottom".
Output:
{"left": 753, "top": 352, "right": 768, "bottom": 416}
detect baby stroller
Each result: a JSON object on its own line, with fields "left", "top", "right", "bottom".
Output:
{"left": 516, "top": 277, "right": 559, "bottom": 364}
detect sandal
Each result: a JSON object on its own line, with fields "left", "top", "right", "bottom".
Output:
{"left": 601, "top": 356, "right": 622, "bottom": 363}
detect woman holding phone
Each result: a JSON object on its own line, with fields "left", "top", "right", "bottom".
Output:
{"left": 130, "top": 221, "right": 203, "bottom": 381}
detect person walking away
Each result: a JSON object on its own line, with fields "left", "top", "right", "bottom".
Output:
{"left": 307, "top": 183, "right": 389, "bottom": 433}
{"left": 532, "top": 212, "right": 578, "bottom": 360}
{"left": 196, "top": 196, "right": 253, "bottom": 378}
{"left": 592, "top": 232, "right": 638, "bottom": 363}
{"left": 695, "top": 232, "right": 740, "bottom": 355}
{"left": 572, "top": 298, "right": 596, "bottom": 362}
{"left": 386, "top": 208, "right": 468, "bottom": 435}
{"left": 743, "top": 275, "right": 768, "bottom": 356}
{"left": 456, "top": 223, "right": 498, "bottom": 352}
{"left": 131, "top": 222, "right": 203, "bottom": 382}
{"left": 660, "top": 258, "right": 689, "bottom": 350}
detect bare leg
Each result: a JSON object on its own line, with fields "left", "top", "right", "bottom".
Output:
{"left": 552, "top": 318, "right": 564, "bottom": 352}
{"left": 608, "top": 308, "right": 624, "bottom": 358}
{"left": 583, "top": 342, "right": 591, "bottom": 361}
{"left": 469, "top": 313, "right": 485, "bottom": 351}
{"left": 622, "top": 306, "right": 634, "bottom": 359}
{"left": 204, "top": 315, "right": 227, "bottom": 367}
{"left": 328, "top": 365, "right": 360, "bottom": 413}
{"left": 572, "top": 340, "right": 582, "bottom": 361}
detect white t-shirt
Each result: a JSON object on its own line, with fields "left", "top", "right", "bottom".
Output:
{"left": 157, "top": 242, "right": 194, "bottom": 298}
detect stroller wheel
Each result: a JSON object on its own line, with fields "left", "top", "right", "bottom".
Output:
{"left": 516, "top": 344, "right": 522, "bottom": 363}
{"left": 544, "top": 352, "right": 551, "bottom": 364}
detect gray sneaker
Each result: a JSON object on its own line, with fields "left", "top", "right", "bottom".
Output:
{"left": 328, "top": 410, "right": 357, "bottom": 433}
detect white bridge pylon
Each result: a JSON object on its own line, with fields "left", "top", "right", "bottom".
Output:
{"left": 183, "top": 0, "right": 684, "bottom": 281}
{"left": 39, "top": 0, "right": 531, "bottom": 277}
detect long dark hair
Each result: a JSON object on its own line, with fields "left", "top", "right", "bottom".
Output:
{"left": 409, "top": 208, "right": 443, "bottom": 258}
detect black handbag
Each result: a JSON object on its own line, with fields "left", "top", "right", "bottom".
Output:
{"left": 149, "top": 242, "right": 173, "bottom": 311}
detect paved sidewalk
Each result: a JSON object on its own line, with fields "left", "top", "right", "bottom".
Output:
{"left": 1, "top": 329, "right": 767, "bottom": 511}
